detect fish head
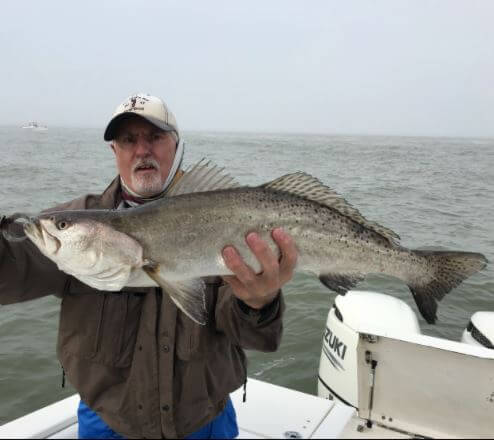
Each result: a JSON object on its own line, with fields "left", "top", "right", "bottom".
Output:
{"left": 24, "top": 212, "right": 98, "bottom": 264}
{"left": 24, "top": 211, "right": 145, "bottom": 290}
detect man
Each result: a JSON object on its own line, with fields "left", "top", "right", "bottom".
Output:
{"left": 0, "top": 94, "right": 297, "bottom": 438}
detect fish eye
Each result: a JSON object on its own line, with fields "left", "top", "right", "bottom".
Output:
{"left": 57, "top": 221, "right": 69, "bottom": 230}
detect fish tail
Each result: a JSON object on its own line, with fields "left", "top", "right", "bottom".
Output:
{"left": 408, "top": 250, "right": 487, "bottom": 324}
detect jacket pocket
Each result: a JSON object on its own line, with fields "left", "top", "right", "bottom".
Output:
{"left": 59, "top": 278, "right": 145, "bottom": 368}
{"left": 174, "top": 278, "right": 221, "bottom": 361}
{"left": 175, "top": 313, "right": 203, "bottom": 361}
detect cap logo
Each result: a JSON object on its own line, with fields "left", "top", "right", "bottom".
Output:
{"left": 123, "top": 94, "right": 150, "bottom": 112}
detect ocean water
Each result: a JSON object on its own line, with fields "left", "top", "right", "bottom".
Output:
{"left": 0, "top": 127, "right": 493, "bottom": 424}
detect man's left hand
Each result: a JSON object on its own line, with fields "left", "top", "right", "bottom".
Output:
{"left": 222, "top": 228, "right": 298, "bottom": 309}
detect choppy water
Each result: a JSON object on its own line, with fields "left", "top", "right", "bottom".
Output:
{"left": 0, "top": 127, "right": 493, "bottom": 424}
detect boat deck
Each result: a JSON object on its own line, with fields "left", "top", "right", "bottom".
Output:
{"left": 0, "top": 378, "right": 360, "bottom": 439}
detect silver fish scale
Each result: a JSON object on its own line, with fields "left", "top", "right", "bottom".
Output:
{"left": 117, "top": 187, "right": 408, "bottom": 281}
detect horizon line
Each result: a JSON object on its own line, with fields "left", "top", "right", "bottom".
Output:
{"left": 1, "top": 124, "right": 493, "bottom": 140}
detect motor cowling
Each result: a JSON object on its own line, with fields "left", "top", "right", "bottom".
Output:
{"left": 317, "top": 291, "right": 420, "bottom": 407}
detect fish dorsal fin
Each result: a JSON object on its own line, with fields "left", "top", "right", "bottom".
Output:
{"left": 262, "top": 172, "right": 400, "bottom": 244}
{"left": 166, "top": 158, "right": 240, "bottom": 196}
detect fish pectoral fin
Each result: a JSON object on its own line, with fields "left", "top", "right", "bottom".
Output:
{"left": 319, "top": 273, "right": 364, "bottom": 295}
{"left": 143, "top": 264, "right": 207, "bottom": 325}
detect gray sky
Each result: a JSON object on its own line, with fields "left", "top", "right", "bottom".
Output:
{"left": 1, "top": 0, "right": 493, "bottom": 136}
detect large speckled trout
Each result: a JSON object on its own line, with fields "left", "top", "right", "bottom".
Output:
{"left": 23, "top": 161, "right": 487, "bottom": 325}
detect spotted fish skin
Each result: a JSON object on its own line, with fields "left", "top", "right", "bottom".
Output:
{"left": 24, "top": 162, "right": 488, "bottom": 325}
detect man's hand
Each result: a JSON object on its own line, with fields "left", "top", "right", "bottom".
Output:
{"left": 222, "top": 228, "right": 298, "bottom": 310}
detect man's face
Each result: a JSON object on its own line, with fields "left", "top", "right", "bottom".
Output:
{"left": 111, "top": 117, "right": 176, "bottom": 197}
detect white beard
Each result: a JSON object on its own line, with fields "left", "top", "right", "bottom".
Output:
{"left": 130, "top": 170, "right": 164, "bottom": 197}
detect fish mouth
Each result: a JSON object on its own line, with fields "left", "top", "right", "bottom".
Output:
{"left": 24, "top": 218, "right": 61, "bottom": 255}
{"left": 23, "top": 217, "right": 41, "bottom": 238}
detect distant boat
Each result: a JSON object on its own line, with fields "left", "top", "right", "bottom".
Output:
{"left": 21, "top": 121, "right": 48, "bottom": 131}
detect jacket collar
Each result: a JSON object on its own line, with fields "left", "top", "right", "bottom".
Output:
{"left": 99, "top": 176, "right": 123, "bottom": 209}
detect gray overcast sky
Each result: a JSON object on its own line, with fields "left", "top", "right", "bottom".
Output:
{"left": 0, "top": 0, "right": 493, "bottom": 136}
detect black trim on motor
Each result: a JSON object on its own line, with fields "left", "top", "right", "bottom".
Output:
{"left": 317, "top": 374, "right": 356, "bottom": 409}
{"left": 467, "top": 321, "right": 494, "bottom": 349}
{"left": 334, "top": 304, "right": 344, "bottom": 323}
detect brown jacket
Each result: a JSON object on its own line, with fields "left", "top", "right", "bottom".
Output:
{"left": 0, "top": 177, "right": 285, "bottom": 438}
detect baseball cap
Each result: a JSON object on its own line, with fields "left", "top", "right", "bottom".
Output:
{"left": 104, "top": 93, "right": 180, "bottom": 141}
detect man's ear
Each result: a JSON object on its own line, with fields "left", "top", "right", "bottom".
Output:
{"left": 109, "top": 143, "right": 116, "bottom": 153}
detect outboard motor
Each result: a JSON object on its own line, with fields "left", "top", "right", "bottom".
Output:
{"left": 317, "top": 290, "right": 420, "bottom": 407}
{"left": 461, "top": 312, "right": 494, "bottom": 349}
{"left": 317, "top": 291, "right": 494, "bottom": 437}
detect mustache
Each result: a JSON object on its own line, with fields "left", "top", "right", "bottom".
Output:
{"left": 132, "top": 158, "right": 160, "bottom": 173}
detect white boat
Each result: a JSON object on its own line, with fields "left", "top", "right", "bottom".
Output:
{"left": 1, "top": 290, "right": 493, "bottom": 439}
{"left": 21, "top": 122, "right": 48, "bottom": 131}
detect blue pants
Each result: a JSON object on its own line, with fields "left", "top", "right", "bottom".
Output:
{"left": 78, "top": 398, "right": 239, "bottom": 439}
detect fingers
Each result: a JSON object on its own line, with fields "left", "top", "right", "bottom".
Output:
{"left": 246, "top": 232, "right": 280, "bottom": 279}
{"left": 222, "top": 245, "right": 257, "bottom": 286}
{"left": 222, "top": 229, "right": 297, "bottom": 285}
{"left": 222, "top": 234, "right": 279, "bottom": 308}
{"left": 272, "top": 228, "right": 298, "bottom": 284}
{"left": 221, "top": 229, "right": 298, "bottom": 309}
{"left": 222, "top": 274, "right": 249, "bottom": 298}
